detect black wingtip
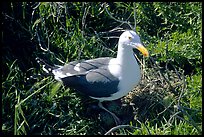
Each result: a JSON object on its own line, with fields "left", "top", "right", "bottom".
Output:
{"left": 35, "top": 57, "right": 55, "bottom": 73}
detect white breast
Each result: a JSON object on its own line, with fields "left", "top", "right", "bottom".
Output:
{"left": 93, "top": 58, "right": 141, "bottom": 101}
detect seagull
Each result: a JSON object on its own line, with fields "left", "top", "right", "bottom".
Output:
{"left": 36, "top": 30, "right": 149, "bottom": 125}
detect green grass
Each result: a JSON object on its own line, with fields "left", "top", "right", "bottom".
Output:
{"left": 2, "top": 2, "right": 202, "bottom": 135}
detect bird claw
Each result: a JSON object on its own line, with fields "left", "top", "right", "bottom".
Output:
{"left": 98, "top": 101, "right": 121, "bottom": 126}
{"left": 113, "top": 114, "right": 121, "bottom": 125}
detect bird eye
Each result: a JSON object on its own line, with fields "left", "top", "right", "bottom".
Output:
{"left": 128, "top": 36, "right": 132, "bottom": 40}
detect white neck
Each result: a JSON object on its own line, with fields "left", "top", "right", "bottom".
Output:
{"left": 108, "top": 41, "right": 141, "bottom": 81}
{"left": 116, "top": 43, "right": 138, "bottom": 68}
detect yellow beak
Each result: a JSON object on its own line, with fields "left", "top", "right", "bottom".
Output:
{"left": 136, "top": 44, "right": 149, "bottom": 57}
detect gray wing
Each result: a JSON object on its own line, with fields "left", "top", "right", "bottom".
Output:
{"left": 61, "top": 67, "right": 119, "bottom": 98}
{"left": 58, "top": 57, "right": 112, "bottom": 76}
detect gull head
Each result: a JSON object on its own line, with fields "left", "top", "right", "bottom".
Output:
{"left": 119, "top": 30, "right": 149, "bottom": 57}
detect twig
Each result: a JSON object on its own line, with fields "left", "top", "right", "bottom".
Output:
{"left": 35, "top": 24, "right": 65, "bottom": 64}
{"left": 91, "top": 29, "right": 116, "bottom": 54}
{"left": 3, "top": 13, "right": 32, "bottom": 36}
{"left": 103, "top": 3, "right": 134, "bottom": 30}
{"left": 102, "top": 36, "right": 120, "bottom": 39}
{"left": 171, "top": 61, "right": 182, "bottom": 80}
{"left": 175, "top": 114, "right": 202, "bottom": 134}
{"left": 167, "top": 106, "right": 202, "bottom": 134}
{"left": 177, "top": 70, "right": 186, "bottom": 106}
{"left": 177, "top": 105, "right": 201, "bottom": 112}
{"left": 157, "top": 98, "right": 176, "bottom": 116}
{"left": 78, "top": 3, "right": 91, "bottom": 61}
{"left": 104, "top": 125, "right": 141, "bottom": 135}
{"left": 134, "top": 54, "right": 143, "bottom": 67}
{"left": 82, "top": 3, "right": 90, "bottom": 36}
{"left": 149, "top": 56, "right": 177, "bottom": 94}
{"left": 36, "top": 29, "right": 49, "bottom": 52}
{"left": 176, "top": 105, "right": 202, "bottom": 134}
{"left": 48, "top": 50, "right": 66, "bottom": 64}
{"left": 108, "top": 27, "right": 124, "bottom": 33}
{"left": 32, "top": 2, "right": 41, "bottom": 9}
{"left": 133, "top": 3, "right": 137, "bottom": 30}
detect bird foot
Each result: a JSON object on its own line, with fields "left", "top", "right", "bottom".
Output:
{"left": 98, "top": 102, "right": 121, "bottom": 126}
{"left": 112, "top": 113, "right": 121, "bottom": 125}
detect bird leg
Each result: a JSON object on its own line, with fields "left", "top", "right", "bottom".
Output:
{"left": 98, "top": 101, "right": 121, "bottom": 125}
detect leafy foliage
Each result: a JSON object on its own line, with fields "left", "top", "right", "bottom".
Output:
{"left": 2, "top": 2, "right": 202, "bottom": 135}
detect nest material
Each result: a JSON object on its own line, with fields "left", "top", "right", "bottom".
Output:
{"left": 100, "top": 56, "right": 188, "bottom": 134}
{"left": 123, "top": 56, "right": 185, "bottom": 104}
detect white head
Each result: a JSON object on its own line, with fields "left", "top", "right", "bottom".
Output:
{"left": 119, "top": 30, "right": 149, "bottom": 57}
